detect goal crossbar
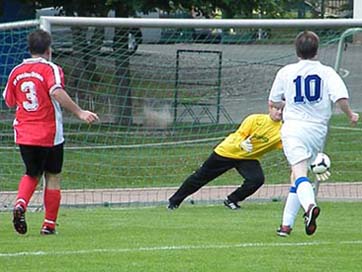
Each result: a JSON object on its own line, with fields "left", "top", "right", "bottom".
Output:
{"left": 0, "top": 19, "right": 38, "bottom": 30}
{"left": 40, "top": 17, "right": 362, "bottom": 31}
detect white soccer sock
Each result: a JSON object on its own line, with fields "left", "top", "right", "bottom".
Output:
{"left": 296, "top": 178, "right": 316, "bottom": 211}
{"left": 282, "top": 189, "right": 300, "bottom": 227}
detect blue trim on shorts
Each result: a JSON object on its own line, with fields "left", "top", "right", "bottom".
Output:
{"left": 289, "top": 186, "right": 297, "bottom": 193}
{"left": 294, "top": 177, "right": 309, "bottom": 190}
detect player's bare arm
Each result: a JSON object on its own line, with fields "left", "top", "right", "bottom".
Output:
{"left": 51, "top": 88, "right": 99, "bottom": 124}
{"left": 335, "top": 98, "right": 359, "bottom": 126}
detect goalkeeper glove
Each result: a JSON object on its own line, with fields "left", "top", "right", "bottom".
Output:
{"left": 240, "top": 136, "right": 253, "bottom": 153}
{"left": 315, "top": 170, "right": 331, "bottom": 181}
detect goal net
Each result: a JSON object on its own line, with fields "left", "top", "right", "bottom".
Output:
{"left": 1, "top": 17, "right": 362, "bottom": 209}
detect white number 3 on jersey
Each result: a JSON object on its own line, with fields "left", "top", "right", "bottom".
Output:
{"left": 21, "top": 81, "right": 39, "bottom": 111}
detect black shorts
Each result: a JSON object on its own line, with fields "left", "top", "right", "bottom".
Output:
{"left": 19, "top": 143, "right": 64, "bottom": 177}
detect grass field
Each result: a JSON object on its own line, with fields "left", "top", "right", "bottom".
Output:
{"left": 1, "top": 201, "right": 361, "bottom": 272}
{"left": 1, "top": 114, "right": 362, "bottom": 192}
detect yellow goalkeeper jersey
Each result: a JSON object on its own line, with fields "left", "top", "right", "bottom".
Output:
{"left": 214, "top": 114, "right": 282, "bottom": 161}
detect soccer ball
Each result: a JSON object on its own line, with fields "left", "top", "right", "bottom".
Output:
{"left": 310, "top": 153, "right": 331, "bottom": 174}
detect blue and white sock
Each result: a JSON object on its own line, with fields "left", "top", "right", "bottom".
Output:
{"left": 282, "top": 186, "right": 300, "bottom": 227}
{"left": 295, "top": 176, "right": 316, "bottom": 211}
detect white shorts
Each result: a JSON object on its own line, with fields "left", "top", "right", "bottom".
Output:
{"left": 281, "top": 120, "right": 328, "bottom": 166}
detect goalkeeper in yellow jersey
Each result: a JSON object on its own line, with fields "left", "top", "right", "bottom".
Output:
{"left": 168, "top": 102, "right": 284, "bottom": 210}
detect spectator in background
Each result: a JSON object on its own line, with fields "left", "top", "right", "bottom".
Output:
{"left": 212, "top": 7, "right": 222, "bottom": 19}
{"left": 211, "top": 7, "right": 223, "bottom": 35}
{"left": 191, "top": 5, "right": 206, "bottom": 19}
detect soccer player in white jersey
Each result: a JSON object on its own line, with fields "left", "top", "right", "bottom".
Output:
{"left": 3, "top": 29, "right": 99, "bottom": 235}
{"left": 268, "top": 30, "right": 358, "bottom": 236}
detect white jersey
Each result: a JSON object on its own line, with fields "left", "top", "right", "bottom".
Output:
{"left": 269, "top": 59, "right": 349, "bottom": 125}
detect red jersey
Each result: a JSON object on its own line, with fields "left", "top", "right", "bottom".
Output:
{"left": 3, "top": 57, "right": 65, "bottom": 147}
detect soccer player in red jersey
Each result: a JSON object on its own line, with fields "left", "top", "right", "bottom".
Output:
{"left": 3, "top": 29, "right": 99, "bottom": 235}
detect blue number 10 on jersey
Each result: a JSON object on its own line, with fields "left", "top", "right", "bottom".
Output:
{"left": 293, "top": 74, "right": 321, "bottom": 103}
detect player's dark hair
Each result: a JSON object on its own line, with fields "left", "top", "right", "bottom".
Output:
{"left": 295, "top": 31, "right": 319, "bottom": 59}
{"left": 28, "top": 29, "right": 52, "bottom": 55}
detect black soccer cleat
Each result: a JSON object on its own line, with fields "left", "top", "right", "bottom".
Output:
{"left": 304, "top": 204, "right": 320, "bottom": 235}
{"left": 223, "top": 198, "right": 241, "bottom": 210}
{"left": 276, "top": 225, "right": 292, "bottom": 237}
{"left": 13, "top": 206, "right": 27, "bottom": 235}
{"left": 40, "top": 226, "right": 57, "bottom": 235}
{"left": 167, "top": 202, "right": 179, "bottom": 210}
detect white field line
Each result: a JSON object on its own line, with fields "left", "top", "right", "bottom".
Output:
{"left": 329, "top": 125, "right": 362, "bottom": 131}
{"left": 1, "top": 240, "right": 362, "bottom": 258}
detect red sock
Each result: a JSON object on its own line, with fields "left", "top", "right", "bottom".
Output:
{"left": 15, "top": 175, "right": 38, "bottom": 211}
{"left": 43, "top": 189, "right": 61, "bottom": 229}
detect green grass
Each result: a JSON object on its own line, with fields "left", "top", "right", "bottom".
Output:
{"left": 0, "top": 113, "right": 361, "bottom": 191}
{"left": 0, "top": 202, "right": 361, "bottom": 271}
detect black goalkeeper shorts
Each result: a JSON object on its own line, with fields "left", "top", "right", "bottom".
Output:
{"left": 19, "top": 143, "right": 64, "bottom": 177}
